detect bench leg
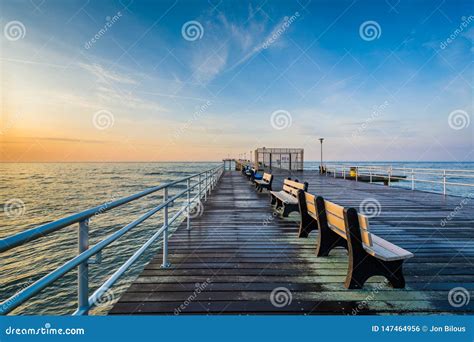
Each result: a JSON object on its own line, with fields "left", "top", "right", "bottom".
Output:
{"left": 298, "top": 219, "right": 318, "bottom": 238}
{"left": 316, "top": 228, "right": 347, "bottom": 256}
{"left": 345, "top": 257, "right": 406, "bottom": 289}
{"left": 281, "top": 203, "right": 298, "bottom": 217}
{"left": 270, "top": 195, "right": 277, "bottom": 206}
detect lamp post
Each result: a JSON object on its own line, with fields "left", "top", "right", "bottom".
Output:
{"left": 319, "top": 138, "right": 324, "bottom": 174}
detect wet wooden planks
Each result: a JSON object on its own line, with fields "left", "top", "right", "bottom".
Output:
{"left": 110, "top": 170, "right": 474, "bottom": 315}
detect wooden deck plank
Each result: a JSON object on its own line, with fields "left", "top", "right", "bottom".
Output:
{"left": 110, "top": 170, "right": 474, "bottom": 315}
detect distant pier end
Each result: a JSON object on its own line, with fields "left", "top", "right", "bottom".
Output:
{"left": 225, "top": 147, "right": 304, "bottom": 171}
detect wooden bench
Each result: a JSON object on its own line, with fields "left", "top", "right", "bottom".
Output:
{"left": 254, "top": 173, "right": 273, "bottom": 192}
{"left": 297, "top": 191, "right": 414, "bottom": 289}
{"left": 270, "top": 178, "right": 308, "bottom": 217}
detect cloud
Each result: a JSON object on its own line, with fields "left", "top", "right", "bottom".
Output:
{"left": 78, "top": 63, "right": 138, "bottom": 85}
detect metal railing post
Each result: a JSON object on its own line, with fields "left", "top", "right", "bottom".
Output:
{"left": 198, "top": 173, "right": 202, "bottom": 200}
{"left": 204, "top": 171, "right": 208, "bottom": 201}
{"left": 187, "top": 178, "right": 191, "bottom": 230}
{"left": 443, "top": 170, "right": 446, "bottom": 195}
{"left": 343, "top": 167, "right": 346, "bottom": 179}
{"left": 356, "top": 167, "right": 358, "bottom": 182}
{"left": 161, "top": 188, "right": 170, "bottom": 268}
{"left": 370, "top": 168, "right": 373, "bottom": 183}
{"left": 334, "top": 166, "right": 336, "bottom": 178}
{"left": 411, "top": 169, "right": 415, "bottom": 190}
{"left": 78, "top": 219, "right": 89, "bottom": 315}
{"left": 388, "top": 167, "right": 392, "bottom": 187}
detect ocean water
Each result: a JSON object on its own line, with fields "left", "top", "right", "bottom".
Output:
{"left": 0, "top": 162, "right": 219, "bottom": 315}
{"left": 1, "top": 161, "right": 473, "bottom": 316}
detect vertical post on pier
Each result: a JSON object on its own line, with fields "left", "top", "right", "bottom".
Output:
{"left": 343, "top": 167, "right": 346, "bottom": 179}
{"left": 187, "top": 178, "right": 191, "bottom": 230}
{"left": 198, "top": 173, "right": 202, "bottom": 200}
{"left": 443, "top": 170, "right": 446, "bottom": 196}
{"left": 370, "top": 168, "right": 373, "bottom": 183}
{"left": 78, "top": 219, "right": 89, "bottom": 315}
{"left": 161, "top": 188, "right": 171, "bottom": 268}
{"left": 411, "top": 169, "right": 415, "bottom": 190}
{"left": 388, "top": 167, "right": 392, "bottom": 187}
{"left": 356, "top": 167, "right": 358, "bottom": 182}
{"left": 204, "top": 171, "right": 208, "bottom": 201}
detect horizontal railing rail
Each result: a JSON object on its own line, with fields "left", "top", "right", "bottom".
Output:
{"left": 0, "top": 163, "right": 225, "bottom": 316}
{"left": 323, "top": 164, "right": 474, "bottom": 195}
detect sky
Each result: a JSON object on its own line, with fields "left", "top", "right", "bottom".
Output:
{"left": 0, "top": 0, "right": 473, "bottom": 162}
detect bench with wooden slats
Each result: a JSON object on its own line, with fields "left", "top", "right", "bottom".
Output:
{"left": 270, "top": 178, "right": 308, "bottom": 217}
{"left": 297, "top": 191, "right": 414, "bottom": 289}
{"left": 253, "top": 172, "right": 273, "bottom": 192}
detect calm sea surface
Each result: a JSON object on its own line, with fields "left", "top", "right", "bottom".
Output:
{"left": 1, "top": 161, "right": 473, "bottom": 315}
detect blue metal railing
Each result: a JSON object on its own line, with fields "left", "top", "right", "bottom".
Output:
{"left": 0, "top": 164, "right": 224, "bottom": 315}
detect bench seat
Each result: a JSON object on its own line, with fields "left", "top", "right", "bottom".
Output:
{"left": 269, "top": 190, "right": 298, "bottom": 204}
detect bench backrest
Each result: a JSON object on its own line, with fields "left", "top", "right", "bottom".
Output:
{"left": 282, "top": 179, "right": 308, "bottom": 197}
{"left": 304, "top": 192, "right": 317, "bottom": 218}
{"left": 262, "top": 173, "right": 272, "bottom": 182}
{"left": 324, "top": 200, "right": 372, "bottom": 247}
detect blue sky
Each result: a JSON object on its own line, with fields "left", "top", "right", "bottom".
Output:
{"left": 1, "top": 0, "right": 473, "bottom": 161}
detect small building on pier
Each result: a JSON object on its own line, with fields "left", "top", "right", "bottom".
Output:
{"left": 254, "top": 147, "right": 304, "bottom": 171}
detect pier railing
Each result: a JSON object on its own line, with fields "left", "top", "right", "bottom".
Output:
{"left": 0, "top": 164, "right": 224, "bottom": 315}
{"left": 324, "top": 164, "right": 474, "bottom": 195}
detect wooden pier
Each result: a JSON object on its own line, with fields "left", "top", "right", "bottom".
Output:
{"left": 110, "top": 169, "right": 474, "bottom": 315}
